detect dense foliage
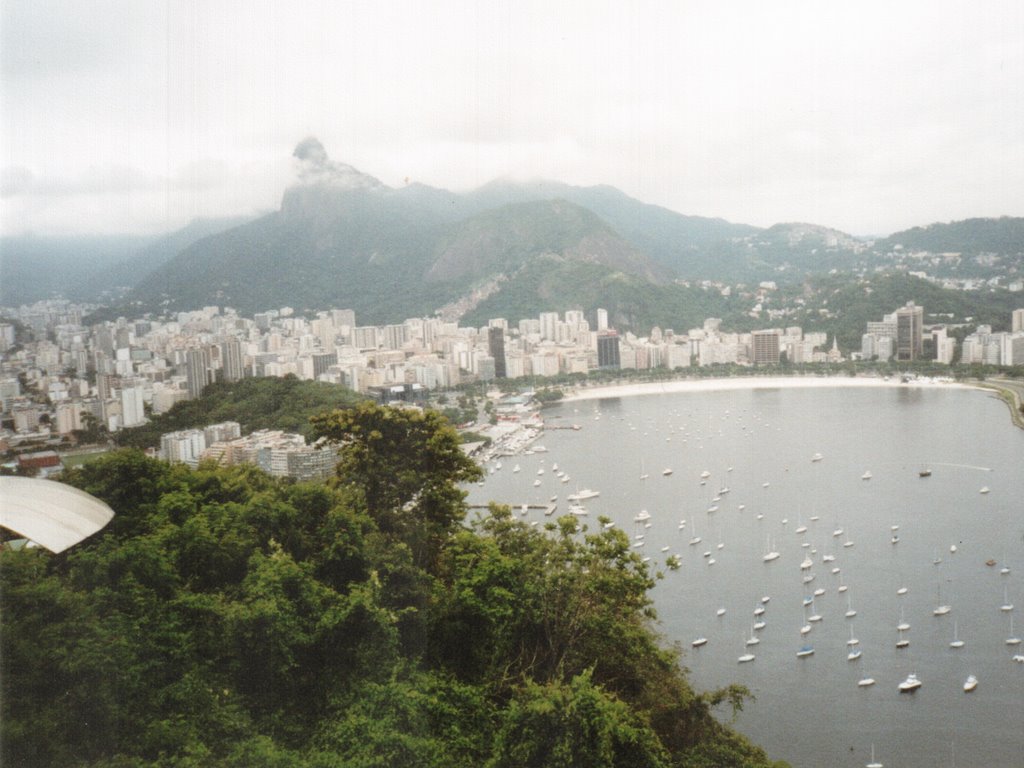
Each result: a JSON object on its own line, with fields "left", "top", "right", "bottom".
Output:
{"left": 114, "top": 376, "right": 364, "bottom": 449}
{"left": 2, "top": 403, "right": 786, "bottom": 768}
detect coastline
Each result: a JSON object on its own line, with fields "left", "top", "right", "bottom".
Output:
{"left": 557, "top": 374, "right": 978, "bottom": 403}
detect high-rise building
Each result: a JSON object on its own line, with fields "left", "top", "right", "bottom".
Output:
{"left": 539, "top": 312, "right": 560, "bottom": 342}
{"left": 185, "top": 347, "right": 211, "bottom": 399}
{"left": 220, "top": 339, "right": 245, "bottom": 382}
{"left": 1012, "top": 308, "right": 1024, "bottom": 333}
{"left": 311, "top": 351, "right": 338, "bottom": 378}
{"left": 488, "top": 326, "right": 507, "bottom": 378}
{"left": 596, "top": 308, "right": 609, "bottom": 331}
{"left": 751, "top": 329, "right": 781, "bottom": 365}
{"left": 895, "top": 302, "right": 923, "bottom": 361}
{"left": 597, "top": 332, "right": 621, "bottom": 369}
{"left": 120, "top": 385, "right": 146, "bottom": 427}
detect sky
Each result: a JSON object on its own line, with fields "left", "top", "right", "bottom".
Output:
{"left": 2, "top": 0, "right": 1023, "bottom": 238}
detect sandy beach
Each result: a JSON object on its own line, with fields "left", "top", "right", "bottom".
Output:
{"left": 559, "top": 375, "right": 972, "bottom": 403}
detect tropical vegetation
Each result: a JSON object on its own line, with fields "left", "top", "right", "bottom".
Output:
{"left": 2, "top": 403, "right": 787, "bottom": 767}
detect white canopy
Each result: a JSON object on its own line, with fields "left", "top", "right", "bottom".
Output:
{"left": 0, "top": 476, "right": 115, "bottom": 553}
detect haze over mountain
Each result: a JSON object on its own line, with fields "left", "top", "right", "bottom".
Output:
{"left": 6, "top": 139, "right": 1022, "bottom": 332}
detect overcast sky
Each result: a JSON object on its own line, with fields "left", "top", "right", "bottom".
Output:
{"left": 2, "top": 0, "right": 1022, "bottom": 237}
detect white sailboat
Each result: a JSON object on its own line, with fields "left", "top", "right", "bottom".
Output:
{"left": 866, "top": 744, "right": 883, "bottom": 768}
{"left": 762, "top": 535, "right": 779, "bottom": 562}
{"left": 963, "top": 674, "right": 978, "bottom": 692}
{"left": 845, "top": 594, "right": 857, "bottom": 618}
{"left": 1000, "top": 585, "right": 1013, "bottom": 612}
{"left": 950, "top": 620, "right": 964, "bottom": 649}
{"left": 1007, "top": 615, "right": 1022, "bottom": 645}
{"left": 933, "top": 583, "right": 952, "bottom": 616}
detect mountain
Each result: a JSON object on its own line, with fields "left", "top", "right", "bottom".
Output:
{"left": 46, "top": 140, "right": 1024, "bottom": 329}
{"left": 0, "top": 218, "right": 254, "bottom": 307}
{"left": 461, "top": 178, "right": 760, "bottom": 276}
{"left": 427, "top": 199, "right": 671, "bottom": 284}
{"left": 0, "top": 234, "right": 155, "bottom": 305}
{"left": 875, "top": 217, "right": 1024, "bottom": 255}
{"left": 125, "top": 139, "right": 674, "bottom": 325}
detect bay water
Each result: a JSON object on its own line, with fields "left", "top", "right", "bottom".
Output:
{"left": 466, "top": 383, "right": 1024, "bottom": 768}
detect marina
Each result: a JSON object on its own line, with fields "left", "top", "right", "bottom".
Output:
{"left": 467, "top": 382, "right": 1023, "bottom": 768}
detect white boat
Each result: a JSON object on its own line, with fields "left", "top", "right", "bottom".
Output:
{"left": 1007, "top": 615, "right": 1021, "bottom": 645}
{"left": 897, "top": 586, "right": 908, "bottom": 596}
{"left": 811, "top": 452, "right": 823, "bottom": 462}
{"left": 950, "top": 620, "right": 965, "bottom": 649}
{"left": 533, "top": 479, "right": 541, "bottom": 487}
{"left": 700, "top": 470, "right": 711, "bottom": 479}
{"left": 1000, "top": 585, "right": 1013, "bottom": 612}
{"left": 512, "top": 464, "right": 520, "bottom": 473}
{"left": 814, "top": 587, "right": 825, "bottom": 597}
{"left": 897, "top": 608, "right": 910, "bottom": 632}
{"left": 567, "top": 488, "right": 600, "bottom": 502}
{"left": 536, "top": 467, "right": 544, "bottom": 476}
{"left": 762, "top": 536, "right": 780, "bottom": 562}
{"left": 866, "top": 743, "right": 883, "bottom": 768}
{"left": 800, "top": 555, "right": 813, "bottom": 570}
{"left": 753, "top": 620, "right": 766, "bottom": 631}
{"left": 808, "top": 613, "right": 823, "bottom": 623}
{"left": 745, "top": 624, "right": 760, "bottom": 646}
{"left": 716, "top": 607, "right": 727, "bottom": 617}
{"left": 857, "top": 677, "right": 876, "bottom": 687}
{"left": 662, "top": 468, "right": 673, "bottom": 476}
{"left": 796, "top": 645, "right": 814, "bottom": 658}
{"left": 861, "top": 470, "right": 872, "bottom": 480}
{"left": 845, "top": 595, "right": 857, "bottom": 618}
{"left": 979, "top": 486, "right": 990, "bottom": 494}
{"left": 898, "top": 673, "right": 922, "bottom": 692}
{"left": 847, "top": 625, "right": 860, "bottom": 646}
{"left": 963, "top": 674, "right": 978, "bottom": 692}
{"left": 691, "top": 637, "right": 708, "bottom": 648}
{"left": 634, "top": 509, "right": 651, "bottom": 522}
{"left": 568, "top": 504, "right": 589, "bottom": 516}
{"left": 737, "top": 653, "right": 755, "bottom": 663}
{"left": 847, "top": 648, "right": 862, "bottom": 661}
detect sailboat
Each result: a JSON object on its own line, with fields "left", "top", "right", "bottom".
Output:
{"left": 866, "top": 744, "right": 883, "bottom": 768}
{"left": 688, "top": 515, "right": 701, "bottom": 546}
{"left": 1000, "top": 585, "right": 1013, "bottom": 612}
{"left": 963, "top": 674, "right": 978, "bottom": 692}
{"left": 1007, "top": 615, "right": 1022, "bottom": 646}
{"left": 845, "top": 594, "right": 857, "bottom": 618}
{"left": 762, "top": 535, "right": 780, "bottom": 562}
{"left": 745, "top": 623, "right": 760, "bottom": 646}
{"left": 933, "top": 583, "right": 952, "bottom": 616}
{"left": 949, "top": 620, "right": 964, "bottom": 649}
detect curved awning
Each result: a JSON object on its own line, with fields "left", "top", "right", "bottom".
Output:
{"left": 0, "top": 476, "right": 115, "bottom": 553}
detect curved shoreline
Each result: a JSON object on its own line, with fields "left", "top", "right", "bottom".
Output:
{"left": 557, "top": 375, "right": 979, "bottom": 403}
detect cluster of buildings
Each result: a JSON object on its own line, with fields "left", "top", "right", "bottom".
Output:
{"left": 2, "top": 300, "right": 1023, "bottom": 454}
{"left": 860, "top": 303, "right": 1024, "bottom": 365}
{"left": 160, "top": 421, "right": 339, "bottom": 481}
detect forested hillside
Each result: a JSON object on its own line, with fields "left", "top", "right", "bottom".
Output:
{"left": 1, "top": 404, "right": 787, "bottom": 768}
{"left": 113, "top": 376, "right": 364, "bottom": 449}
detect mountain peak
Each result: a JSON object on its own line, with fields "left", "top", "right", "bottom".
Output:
{"left": 290, "top": 137, "right": 384, "bottom": 192}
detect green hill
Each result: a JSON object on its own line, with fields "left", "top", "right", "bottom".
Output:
{"left": 114, "top": 376, "right": 364, "bottom": 450}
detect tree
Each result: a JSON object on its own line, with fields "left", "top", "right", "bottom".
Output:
{"left": 311, "top": 403, "right": 482, "bottom": 570}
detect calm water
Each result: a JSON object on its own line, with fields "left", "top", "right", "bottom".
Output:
{"left": 466, "top": 384, "right": 1024, "bottom": 768}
